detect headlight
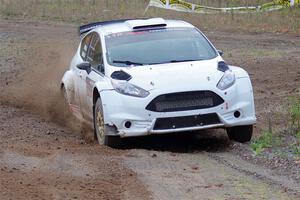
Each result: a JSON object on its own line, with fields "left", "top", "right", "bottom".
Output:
{"left": 111, "top": 80, "right": 149, "bottom": 98}
{"left": 217, "top": 71, "right": 235, "bottom": 90}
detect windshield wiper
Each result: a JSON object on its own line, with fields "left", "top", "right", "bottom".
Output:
{"left": 113, "top": 60, "right": 144, "bottom": 66}
{"left": 112, "top": 59, "right": 201, "bottom": 66}
{"left": 150, "top": 59, "right": 201, "bottom": 65}
{"left": 170, "top": 59, "right": 200, "bottom": 63}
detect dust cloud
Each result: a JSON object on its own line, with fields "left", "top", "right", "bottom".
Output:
{"left": 0, "top": 32, "right": 79, "bottom": 130}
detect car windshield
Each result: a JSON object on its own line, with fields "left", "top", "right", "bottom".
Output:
{"left": 105, "top": 28, "right": 217, "bottom": 67}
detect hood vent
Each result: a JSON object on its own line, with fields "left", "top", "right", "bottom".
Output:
{"left": 217, "top": 61, "right": 229, "bottom": 72}
{"left": 111, "top": 70, "right": 132, "bottom": 81}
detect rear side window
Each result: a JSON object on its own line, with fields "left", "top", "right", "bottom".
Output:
{"left": 80, "top": 33, "right": 92, "bottom": 60}
{"left": 87, "top": 33, "right": 104, "bottom": 73}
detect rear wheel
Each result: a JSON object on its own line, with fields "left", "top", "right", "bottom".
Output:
{"left": 60, "top": 85, "right": 73, "bottom": 118}
{"left": 61, "top": 85, "right": 75, "bottom": 109}
{"left": 226, "top": 125, "right": 253, "bottom": 143}
{"left": 61, "top": 86, "right": 69, "bottom": 104}
{"left": 94, "top": 98, "right": 121, "bottom": 148}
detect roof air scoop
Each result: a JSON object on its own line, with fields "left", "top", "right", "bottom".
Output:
{"left": 125, "top": 18, "right": 167, "bottom": 30}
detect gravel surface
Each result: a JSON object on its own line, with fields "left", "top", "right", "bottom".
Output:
{"left": 0, "top": 19, "right": 299, "bottom": 200}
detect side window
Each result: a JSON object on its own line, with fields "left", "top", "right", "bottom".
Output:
{"left": 87, "top": 33, "right": 104, "bottom": 73}
{"left": 80, "top": 33, "right": 92, "bottom": 60}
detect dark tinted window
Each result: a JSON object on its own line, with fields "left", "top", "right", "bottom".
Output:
{"left": 87, "top": 33, "right": 103, "bottom": 72}
{"left": 80, "top": 33, "right": 92, "bottom": 60}
{"left": 105, "top": 28, "right": 217, "bottom": 67}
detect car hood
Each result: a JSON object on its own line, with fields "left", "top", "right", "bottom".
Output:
{"left": 122, "top": 59, "right": 225, "bottom": 92}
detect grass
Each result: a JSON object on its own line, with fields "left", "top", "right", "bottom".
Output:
{"left": 250, "top": 131, "right": 281, "bottom": 155}
{"left": 0, "top": 0, "right": 299, "bottom": 34}
{"left": 0, "top": 0, "right": 148, "bottom": 22}
{"left": 251, "top": 95, "right": 300, "bottom": 157}
{"left": 289, "top": 96, "right": 300, "bottom": 159}
{"left": 291, "top": 145, "right": 300, "bottom": 156}
{"left": 288, "top": 95, "right": 300, "bottom": 131}
{"left": 187, "top": 0, "right": 272, "bottom": 7}
{"left": 157, "top": 6, "right": 300, "bottom": 34}
{"left": 296, "top": 131, "right": 300, "bottom": 140}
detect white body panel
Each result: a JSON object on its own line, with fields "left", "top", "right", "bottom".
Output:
{"left": 61, "top": 19, "right": 256, "bottom": 137}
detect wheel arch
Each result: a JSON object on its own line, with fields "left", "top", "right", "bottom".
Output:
{"left": 93, "top": 87, "right": 118, "bottom": 139}
{"left": 61, "top": 70, "right": 76, "bottom": 103}
{"left": 93, "top": 87, "right": 100, "bottom": 106}
{"left": 92, "top": 85, "right": 116, "bottom": 128}
{"left": 92, "top": 80, "right": 114, "bottom": 106}
{"left": 61, "top": 70, "right": 75, "bottom": 91}
{"left": 229, "top": 65, "right": 250, "bottom": 79}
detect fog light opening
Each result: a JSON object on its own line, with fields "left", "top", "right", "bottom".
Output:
{"left": 234, "top": 111, "right": 241, "bottom": 118}
{"left": 124, "top": 121, "right": 132, "bottom": 129}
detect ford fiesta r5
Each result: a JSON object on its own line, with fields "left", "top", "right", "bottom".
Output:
{"left": 61, "top": 18, "right": 256, "bottom": 147}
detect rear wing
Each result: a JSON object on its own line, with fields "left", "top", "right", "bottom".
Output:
{"left": 78, "top": 19, "right": 141, "bottom": 36}
{"left": 78, "top": 18, "right": 167, "bottom": 36}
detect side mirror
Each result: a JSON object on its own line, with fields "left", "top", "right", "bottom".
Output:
{"left": 218, "top": 50, "right": 224, "bottom": 56}
{"left": 77, "top": 62, "right": 91, "bottom": 74}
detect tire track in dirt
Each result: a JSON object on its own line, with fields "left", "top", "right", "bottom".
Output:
{"left": 208, "top": 153, "right": 300, "bottom": 197}
{"left": 123, "top": 149, "right": 297, "bottom": 200}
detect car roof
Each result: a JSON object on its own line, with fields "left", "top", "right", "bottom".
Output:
{"left": 93, "top": 18, "right": 195, "bottom": 36}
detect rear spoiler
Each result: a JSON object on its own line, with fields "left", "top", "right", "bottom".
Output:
{"left": 78, "top": 19, "right": 145, "bottom": 35}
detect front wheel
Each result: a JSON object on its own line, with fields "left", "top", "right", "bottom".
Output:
{"left": 226, "top": 125, "right": 253, "bottom": 143}
{"left": 94, "top": 98, "right": 121, "bottom": 148}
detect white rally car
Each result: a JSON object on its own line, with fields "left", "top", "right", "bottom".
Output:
{"left": 61, "top": 18, "right": 256, "bottom": 147}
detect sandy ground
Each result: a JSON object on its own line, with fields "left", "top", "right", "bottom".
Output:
{"left": 0, "top": 19, "right": 299, "bottom": 200}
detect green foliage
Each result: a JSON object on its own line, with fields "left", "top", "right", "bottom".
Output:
{"left": 296, "top": 131, "right": 300, "bottom": 140}
{"left": 250, "top": 131, "right": 281, "bottom": 155}
{"left": 291, "top": 144, "right": 300, "bottom": 156}
{"left": 288, "top": 95, "right": 300, "bottom": 130}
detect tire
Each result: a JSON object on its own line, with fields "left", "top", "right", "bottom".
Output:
{"left": 93, "top": 98, "right": 121, "bottom": 148}
{"left": 226, "top": 125, "right": 253, "bottom": 143}
{"left": 61, "top": 86, "right": 69, "bottom": 104}
{"left": 61, "top": 85, "right": 74, "bottom": 110}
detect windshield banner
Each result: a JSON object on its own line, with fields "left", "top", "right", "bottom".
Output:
{"left": 146, "top": 0, "right": 300, "bottom": 13}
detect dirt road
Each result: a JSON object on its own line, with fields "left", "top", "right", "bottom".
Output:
{"left": 0, "top": 19, "right": 299, "bottom": 200}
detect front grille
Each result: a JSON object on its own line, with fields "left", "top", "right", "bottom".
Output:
{"left": 153, "top": 113, "right": 221, "bottom": 130}
{"left": 146, "top": 91, "right": 224, "bottom": 112}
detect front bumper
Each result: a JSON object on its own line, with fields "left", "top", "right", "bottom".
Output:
{"left": 100, "top": 77, "right": 256, "bottom": 137}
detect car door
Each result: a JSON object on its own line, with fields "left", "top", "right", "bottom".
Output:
{"left": 79, "top": 32, "right": 105, "bottom": 122}
{"left": 73, "top": 32, "right": 92, "bottom": 117}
